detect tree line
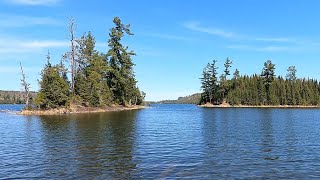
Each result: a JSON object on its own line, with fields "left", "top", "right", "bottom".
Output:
{"left": 32, "top": 17, "right": 145, "bottom": 109}
{"left": 0, "top": 91, "right": 37, "bottom": 104}
{"left": 158, "top": 93, "right": 201, "bottom": 104}
{"left": 200, "top": 59, "right": 320, "bottom": 106}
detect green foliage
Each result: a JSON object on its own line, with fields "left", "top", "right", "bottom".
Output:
{"left": 35, "top": 61, "right": 70, "bottom": 109}
{"left": 34, "top": 17, "right": 144, "bottom": 109}
{"left": 200, "top": 59, "right": 320, "bottom": 106}
{"left": 219, "top": 58, "right": 232, "bottom": 100}
{"left": 107, "top": 16, "right": 141, "bottom": 106}
{"left": 286, "top": 66, "right": 297, "bottom": 81}
{"left": 0, "top": 91, "right": 35, "bottom": 104}
{"left": 159, "top": 93, "right": 201, "bottom": 104}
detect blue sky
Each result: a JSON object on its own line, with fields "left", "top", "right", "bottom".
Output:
{"left": 1, "top": 0, "right": 320, "bottom": 101}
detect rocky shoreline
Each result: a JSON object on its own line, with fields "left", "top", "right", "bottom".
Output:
{"left": 18, "top": 105, "right": 147, "bottom": 115}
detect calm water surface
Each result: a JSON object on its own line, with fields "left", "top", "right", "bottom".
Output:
{"left": 1, "top": 104, "right": 320, "bottom": 179}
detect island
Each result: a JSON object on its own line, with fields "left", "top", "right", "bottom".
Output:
{"left": 18, "top": 17, "right": 146, "bottom": 115}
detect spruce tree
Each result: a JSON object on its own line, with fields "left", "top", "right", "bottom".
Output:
{"left": 75, "top": 32, "right": 113, "bottom": 106}
{"left": 35, "top": 53, "right": 70, "bottom": 108}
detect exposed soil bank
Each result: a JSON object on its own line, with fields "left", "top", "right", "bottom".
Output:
{"left": 198, "top": 103, "right": 320, "bottom": 108}
{"left": 18, "top": 105, "right": 147, "bottom": 115}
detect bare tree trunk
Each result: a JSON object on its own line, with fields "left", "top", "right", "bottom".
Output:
{"left": 19, "top": 61, "right": 30, "bottom": 108}
{"left": 69, "top": 17, "right": 76, "bottom": 96}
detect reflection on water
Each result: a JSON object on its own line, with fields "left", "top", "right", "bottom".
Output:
{"left": 1, "top": 105, "right": 320, "bottom": 178}
{"left": 38, "top": 111, "right": 139, "bottom": 179}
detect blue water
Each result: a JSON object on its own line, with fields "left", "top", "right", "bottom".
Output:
{"left": 1, "top": 104, "right": 320, "bottom": 179}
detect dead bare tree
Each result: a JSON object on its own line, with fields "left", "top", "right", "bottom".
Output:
{"left": 67, "top": 17, "right": 76, "bottom": 96}
{"left": 19, "top": 61, "right": 30, "bottom": 108}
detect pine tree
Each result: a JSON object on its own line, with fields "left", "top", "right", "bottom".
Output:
{"left": 286, "top": 66, "right": 297, "bottom": 81}
{"left": 107, "top": 17, "right": 139, "bottom": 105}
{"left": 209, "top": 60, "right": 219, "bottom": 104}
{"left": 200, "top": 63, "right": 212, "bottom": 103}
{"left": 261, "top": 60, "right": 276, "bottom": 104}
{"left": 219, "top": 58, "right": 232, "bottom": 102}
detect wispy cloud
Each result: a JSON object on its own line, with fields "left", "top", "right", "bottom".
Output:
{"left": 255, "top": 37, "right": 295, "bottom": 43}
{"left": 0, "top": 14, "right": 61, "bottom": 27}
{"left": 182, "top": 21, "right": 298, "bottom": 43}
{"left": 183, "top": 21, "right": 319, "bottom": 52}
{"left": 21, "top": 40, "right": 69, "bottom": 48}
{"left": 183, "top": 21, "right": 236, "bottom": 38}
{"left": 146, "top": 33, "right": 192, "bottom": 41}
{"left": 227, "top": 44, "right": 302, "bottom": 52}
{"left": 6, "top": 0, "right": 61, "bottom": 6}
{"left": 0, "top": 37, "right": 69, "bottom": 55}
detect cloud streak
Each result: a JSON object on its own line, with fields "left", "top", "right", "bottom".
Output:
{"left": 0, "top": 14, "right": 61, "bottom": 28}
{"left": 183, "top": 21, "right": 320, "bottom": 52}
{"left": 0, "top": 37, "right": 69, "bottom": 55}
{"left": 227, "top": 44, "right": 304, "bottom": 52}
{"left": 255, "top": 37, "right": 295, "bottom": 43}
{"left": 183, "top": 22, "right": 235, "bottom": 38}
{"left": 183, "top": 21, "right": 298, "bottom": 43}
{"left": 146, "top": 33, "right": 192, "bottom": 41}
{"left": 6, "top": 0, "right": 61, "bottom": 6}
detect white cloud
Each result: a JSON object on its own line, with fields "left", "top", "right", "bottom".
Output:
{"left": 183, "top": 21, "right": 298, "bottom": 44}
{"left": 227, "top": 44, "right": 301, "bottom": 52}
{"left": 146, "top": 33, "right": 192, "bottom": 41}
{"left": 183, "top": 21, "right": 235, "bottom": 38}
{"left": 6, "top": 0, "right": 61, "bottom": 6}
{"left": 0, "top": 37, "right": 68, "bottom": 55}
{"left": 21, "top": 40, "right": 69, "bottom": 48}
{"left": 255, "top": 37, "right": 295, "bottom": 43}
{"left": 0, "top": 14, "right": 61, "bottom": 27}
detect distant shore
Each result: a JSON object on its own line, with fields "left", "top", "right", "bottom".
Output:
{"left": 198, "top": 103, "right": 320, "bottom": 108}
{"left": 18, "top": 105, "right": 147, "bottom": 115}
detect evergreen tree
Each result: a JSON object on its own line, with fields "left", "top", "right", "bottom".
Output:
{"left": 286, "top": 66, "right": 297, "bottom": 81}
{"left": 261, "top": 60, "right": 276, "bottom": 103}
{"left": 75, "top": 32, "right": 113, "bottom": 106}
{"left": 200, "top": 63, "right": 212, "bottom": 103}
{"left": 209, "top": 60, "right": 219, "bottom": 104}
{"left": 34, "top": 53, "right": 70, "bottom": 108}
{"left": 219, "top": 58, "right": 232, "bottom": 102}
{"left": 107, "top": 17, "right": 139, "bottom": 105}
{"left": 200, "top": 58, "right": 320, "bottom": 106}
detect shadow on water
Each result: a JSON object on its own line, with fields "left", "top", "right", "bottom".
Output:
{"left": 37, "top": 110, "right": 140, "bottom": 179}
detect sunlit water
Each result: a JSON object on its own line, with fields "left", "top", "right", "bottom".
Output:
{"left": 1, "top": 104, "right": 320, "bottom": 179}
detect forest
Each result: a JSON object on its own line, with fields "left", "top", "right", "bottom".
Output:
{"left": 158, "top": 93, "right": 201, "bottom": 104}
{"left": 23, "top": 17, "right": 145, "bottom": 109}
{"left": 0, "top": 91, "right": 36, "bottom": 104}
{"left": 200, "top": 59, "right": 320, "bottom": 106}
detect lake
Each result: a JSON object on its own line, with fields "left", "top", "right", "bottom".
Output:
{"left": 1, "top": 104, "right": 320, "bottom": 179}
